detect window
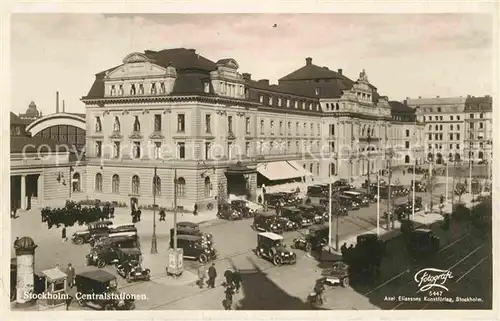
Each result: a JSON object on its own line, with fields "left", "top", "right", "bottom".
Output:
{"left": 245, "top": 142, "right": 251, "bottom": 157}
{"left": 303, "top": 122, "right": 307, "bottom": 135}
{"left": 428, "top": 144, "right": 432, "bottom": 150}
{"left": 449, "top": 133, "right": 453, "bottom": 140}
{"left": 139, "top": 84, "right": 144, "bottom": 95}
{"left": 95, "top": 173, "right": 102, "bottom": 192}
{"left": 204, "top": 177, "right": 211, "bottom": 197}
{"left": 110, "top": 85, "right": 116, "bottom": 96}
{"left": 268, "top": 96, "right": 273, "bottom": 105}
{"left": 439, "top": 125, "right": 443, "bottom": 130}
{"left": 405, "top": 155, "right": 410, "bottom": 164}
{"left": 302, "top": 102, "right": 306, "bottom": 109}
{"left": 118, "top": 84, "right": 124, "bottom": 95}
{"left": 470, "top": 114, "right": 474, "bottom": 119}
{"left": 228, "top": 116, "right": 233, "bottom": 133}
{"left": 469, "top": 122, "right": 474, "bottom": 129}
{"left": 133, "top": 116, "right": 141, "bottom": 132}
{"left": 457, "top": 115, "right": 460, "bottom": 121}
{"left": 112, "top": 174, "right": 119, "bottom": 193}
{"left": 439, "top": 133, "right": 443, "bottom": 140}
{"left": 405, "top": 141, "right": 410, "bottom": 148}
{"left": 160, "top": 82, "right": 166, "bottom": 94}
{"left": 286, "top": 99, "right": 290, "bottom": 107}
{"left": 270, "top": 120, "right": 274, "bottom": 135}
{"left": 259, "top": 95, "right": 264, "bottom": 103}
{"left": 423, "top": 116, "right": 426, "bottom": 121}
{"left": 440, "top": 116, "right": 443, "bottom": 121}
{"left": 95, "top": 141, "right": 102, "bottom": 157}
{"left": 435, "top": 125, "right": 438, "bottom": 130}
{"left": 450, "top": 124, "right": 453, "bottom": 130}
{"left": 457, "top": 124, "right": 460, "bottom": 130}
{"left": 133, "top": 142, "right": 141, "bottom": 158}
{"left": 456, "top": 144, "right": 460, "bottom": 149}
{"left": 132, "top": 175, "right": 140, "bottom": 194}
{"left": 176, "top": 177, "right": 186, "bottom": 198}
{"left": 178, "top": 142, "right": 186, "bottom": 159}
{"left": 260, "top": 120, "right": 264, "bottom": 134}
{"left": 287, "top": 141, "right": 291, "bottom": 152}
{"left": 177, "top": 114, "right": 185, "bottom": 132}
{"left": 437, "top": 107, "right": 442, "bottom": 112}
{"left": 295, "top": 101, "right": 298, "bottom": 108}
{"left": 113, "top": 117, "right": 121, "bottom": 132}
{"left": 154, "top": 114, "right": 162, "bottom": 132}
{"left": 153, "top": 175, "right": 161, "bottom": 196}
{"left": 205, "top": 114, "right": 211, "bottom": 133}
{"left": 278, "top": 97, "right": 282, "bottom": 106}
{"left": 406, "top": 129, "right": 410, "bottom": 137}
{"left": 113, "top": 141, "right": 120, "bottom": 158}
{"left": 330, "top": 124, "right": 335, "bottom": 136}
{"left": 434, "top": 134, "right": 438, "bottom": 140}
{"left": 279, "top": 121, "right": 283, "bottom": 135}
{"left": 287, "top": 121, "right": 291, "bottom": 133}
{"left": 479, "top": 122, "right": 484, "bottom": 129}
{"left": 154, "top": 142, "right": 161, "bottom": 159}
{"left": 205, "top": 142, "right": 211, "bottom": 160}
{"left": 95, "top": 117, "right": 102, "bottom": 132}
{"left": 150, "top": 82, "right": 157, "bottom": 95}
{"left": 130, "top": 84, "right": 137, "bottom": 95}
{"left": 204, "top": 82, "right": 210, "bottom": 93}
{"left": 315, "top": 88, "right": 320, "bottom": 95}
{"left": 449, "top": 144, "right": 453, "bottom": 149}
{"left": 456, "top": 133, "right": 460, "bottom": 140}
{"left": 310, "top": 123, "right": 314, "bottom": 135}
{"left": 450, "top": 115, "right": 454, "bottom": 120}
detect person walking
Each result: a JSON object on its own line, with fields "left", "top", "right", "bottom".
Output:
{"left": 65, "top": 294, "right": 73, "bottom": 310}
{"left": 159, "top": 209, "right": 166, "bottom": 221}
{"left": 207, "top": 263, "right": 217, "bottom": 288}
{"left": 66, "top": 263, "right": 75, "bottom": 288}
{"left": 224, "top": 268, "right": 233, "bottom": 287}
{"left": 223, "top": 284, "right": 235, "bottom": 310}
{"left": 62, "top": 227, "right": 67, "bottom": 242}
{"left": 232, "top": 269, "right": 242, "bottom": 293}
{"left": 197, "top": 264, "right": 206, "bottom": 289}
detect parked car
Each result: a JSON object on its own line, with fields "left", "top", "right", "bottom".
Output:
{"left": 275, "top": 215, "right": 300, "bottom": 231}
{"left": 75, "top": 270, "right": 135, "bottom": 310}
{"left": 230, "top": 200, "right": 253, "bottom": 218}
{"left": 264, "top": 193, "right": 288, "bottom": 208}
{"left": 307, "top": 185, "right": 327, "bottom": 197}
{"left": 296, "top": 204, "right": 325, "bottom": 224}
{"left": 407, "top": 229, "right": 440, "bottom": 258}
{"left": 292, "top": 224, "right": 329, "bottom": 252}
{"left": 115, "top": 248, "right": 151, "bottom": 283}
{"left": 217, "top": 203, "right": 243, "bottom": 220}
{"left": 356, "top": 233, "right": 387, "bottom": 256}
{"left": 89, "top": 224, "right": 138, "bottom": 247}
{"left": 337, "top": 195, "right": 360, "bottom": 210}
{"left": 252, "top": 211, "right": 284, "bottom": 234}
{"left": 86, "top": 244, "right": 119, "bottom": 268}
{"left": 71, "top": 220, "right": 113, "bottom": 245}
{"left": 93, "top": 234, "right": 140, "bottom": 249}
{"left": 169, "top": 234, "right": 218, "bottom": 263}
{"left": 320, "top": 260, "right": 350, "bottom": 287}
{"left": 281, "top": 206, "right": 313, "bottom": 228}
{"left": 174, "top": 221, "right": 213, "bottom": 240}
{"left": 255, "top": 232, "right": 297, "bottom": 266}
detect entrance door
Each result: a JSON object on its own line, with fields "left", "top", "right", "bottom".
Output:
{"left": 10, "top": 176, "right": 21, "bottom": 210}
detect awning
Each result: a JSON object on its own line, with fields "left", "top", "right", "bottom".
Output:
{"left": 257, "top": 161, "right": 303, "bottom": 181}
{"left": 287, "top": 161, "right": 313, "bottom": 176}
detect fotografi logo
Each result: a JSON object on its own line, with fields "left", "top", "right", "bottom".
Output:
{"left": 414, "top": 268, "right": 454, "bottom": 292}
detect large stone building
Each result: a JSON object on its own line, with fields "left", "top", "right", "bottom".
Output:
{"left": 78, "top": 48, "right": 424, "bottom": 211}
{"left": 464, "top": 95, "right": 493, "bottom": 163}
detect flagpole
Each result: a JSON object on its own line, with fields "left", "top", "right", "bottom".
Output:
{"left": 412, "top": 158, "right": 416, "bottom": 220}
{"left": 328, "top": 175, "right": 332, "bottom": 248}
{"left": 445, "top": 161, "right": 449, "bottom": 204}
{"left": 151, "top": 166, "right": 158, "bottom": 254}
{"left": 376, "top": 172, "right": 380, "bottom": 235}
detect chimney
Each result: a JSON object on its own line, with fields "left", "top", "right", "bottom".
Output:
{"left": 258, "top": 79, "right": 269, "bottom": 86}
{"left": 337, "top": 69, "right": 343, "bottom": 75}
{"left": 305, "top": 57, "right": 312, "bottom": 65}
{"left": 418, "top": 96, "right": 421, "bottom": 99}
{"left": 187, "top": 49, "right": 196, "bottom": 53}
{"left": 322, "top": 66, "right": 329, "bottom": 70}
{"left": 62, "top": 100, "right": 65, "bottom": 113}
{"left": 56, "top": 91, "right": 59, "bottom": 113}
{"left": 436, "top": 95, "right": 440, "bottom": 98}
{"left": 242, "top": 73, "right": 252, "bottom": 80}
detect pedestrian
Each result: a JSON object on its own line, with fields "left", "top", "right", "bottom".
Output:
{"left": 159, "top": 209, "right": 166, "bottom": 221}
{"left": 224, "top": 268, "right": 233, "bottom": 287}
{"left": 137, "top": 209, "right": 142, "bottom": 222}
{"left": 223, "top": 284, "right": 235, "bottom": 310}
{"left": 207, "top": 263, "right": 217, "bottom": 288}
{"left": 62, "top": 226, "right": 67, "bottom": 242}
{"left": 340, "top": 242, "right": 348, "bottom": 256}
{"left": 11, "top": 206, "right": 18, "bottom": 219}
{"left": 66, "top": 263, "right": 75, "bottom": 287}
{"left": 193, "top": 204, "right": 198, "bottom": 216}
{"left": 232, "top": 269, "right": 242, "bottom": 293}
{"left": 65, "top": 294, "right": 73, "bottom": 310}
{"left": 197, "top": 264, "right": 206, "bottom": 289}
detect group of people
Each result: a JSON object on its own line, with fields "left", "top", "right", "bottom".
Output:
{"left": 196, "top": 263, "right": 242, "bottom": 310}
{"left": 40, "top": 200, "right": 114, "bottom": 229}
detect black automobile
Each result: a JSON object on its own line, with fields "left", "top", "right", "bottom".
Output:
{"left": 295, "top": 204, "right": 325, "bottom": 224}
{"left": 86, "top": 244, "right": 119, "bottom": 268}
{"left": 252, "top": 211, "right": 284, "bottom": 233}
{"left": 92, "top": 234, "right": 140, "bottom": 249}
{"left": 217, "top": 203, "right": 243, "bottom": 220}
{"left": 88, "top": 224, "right": 138, "bottom": 246}
{"left": 75, "top": 270, "right": 135, "bottom": 310}
{"left": 255, "top": 232, "right": 297, "bottom": 266}
{"left": 230, "top": 200, "right": 253, "bottom": 218}
{"left": 115, "top": 248, "right": 151, "bottom": 282}
{"left": 321, "top": 260, "right": 350, "bottom": 287}
{"left": 169, "top": 234, "right": 218, "bottom": 263}
{"left": 173, "top": 221, "right": 213, "bottom": 241}
{"left": 71, "top": 220, "right": 114, "bottom": 245}
{"left": 333, "top": 179, "right": 349, "bottom": 187}
{"left": 275, "top": 215, "right": 300, "bottom": 231}
{"left": 263, "top": 193, "right": 288, "bottom": 208}
{"left": 338, "top": 195, "right": 360, "bottom": 210}
{"left": 356, "top": 233, "right": 387, "bottom": 256}
{"left": 281, "top": 206, "right": 313, "bottom": 228}
{"left": 407, "top": 229, "right": 440, "bottom": 257}
{"left": 292, "top": 224, "right": 329, "bottom": 252}
{"left": 307, "top": 185, "right": 327, "bottom": 197}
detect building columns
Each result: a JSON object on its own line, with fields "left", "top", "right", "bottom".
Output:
{"left": 20, "top": 175, "right": 26, "bottom": 210}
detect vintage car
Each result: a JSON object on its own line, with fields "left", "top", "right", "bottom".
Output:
{"left": 88, "top": 224, "right": 138, "bottom": 246}
{"left": 295, "top": 204, "right": 325, "bottom": 224}
{"left": 307, "top": 185, "right": 327, "bottom": 197}
{"left": 281, "top": 206, "right": 313, "bottom": 228}
{"left": 338, "top": 195, "right": 360, "bottom": 210}
{"left": 75, "top": 270, "right": 135, "bottom": 310}
{"left": 292, "top": 224, "right": 329, "bottom": 252}
{"left": 86, "top": 244, "right": 119, "bottom": 268}
{"left": 255, "top": 232, "right": 297, "bottom": 266}
{"left": 115, "top": 248, "right": 151, "bottom": 282}
{"left": 91, "top": 233, "right": 140, "bottom": 248}
{"left": 169, "top": 234, "right": 218, "bottom": 263}
{"left": 263, "top": 192, "right": 291, "bottom": 208}
{"left": 230, "top": 200, "right": 253, "bottom": 218}
{"left": 275, "top": 215, "right": 300, "bottom": 231}
{"left": 320, "top": 260, "right": 350, "bottom": 287}
{"left": 217, "top": 203, "right": 243, "bottom": 220}
{"left": 333, "top": 179, "right": 349, "bottom": 187}
{"left": 356, "top": 233, "right": 387, "bottom": 255}
{"left": 174, "top": 221, "right": 213, "bottom": 239}
{"left": 407, "top": 229, "right": 440, "bottom": 257}
{"left": 342, "top": 191, "right": 370, "bottom": 207}
{"left": 71, "top": 220, "right": 114, "bottom": 245}
{"left": 252, "top": 211, "right": 284, "bottom": 234}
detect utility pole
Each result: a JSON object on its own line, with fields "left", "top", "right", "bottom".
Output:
{"left": 366, "top": 133, "right": 371, "bottom": 195}
{"left": 445, "top": 161, "right": 449, "bottom": 204}
{"left": 376, "top": 171, "right": 380, "bottom": 235}
{"left": 468, "top": 131, "right": 473, "bottom": 197}
{"left": 151, "top": 166, "right": 158, "bottom": 254}
{"left": 388, "top": 153, "right": 394, "bottom": 229}
{"left": 452, "top": 158, "right": 457, "bottom": 209}
{"left": 173, "top": 168, "right": 178, "bottom": 250}
{"left": 328, "top": 171, "right": 332, "bottom": 249}
{"left": 428, "top": 159, "right": 434, "bottom": 212}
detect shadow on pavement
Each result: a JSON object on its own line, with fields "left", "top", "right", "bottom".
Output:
{"left": 227, "top": 257, "right": 328, "bottom": 310}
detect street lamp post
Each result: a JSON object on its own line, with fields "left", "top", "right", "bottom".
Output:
{"left": 173, "top": 168, "right": 178, "bottom": 251}
{"left": 386, "top": 148, "right": 394, "bottom": 229}
{"left": 151, "top": 166, "right": 158, "bottom": 254}
{"left": 328, "top": 170, "right": 332, "bottom": 248}
{"left": 468, "top": 129, "right": 473, "bottom": 196}
{"left": 366, "top": 133, "right": 372, "bottom": 195}
{"left": 376, "top": 171, "right": 380, "bottom": 235}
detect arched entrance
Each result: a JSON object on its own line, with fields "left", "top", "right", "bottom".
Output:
{"left": 436, "top": 153, "right": 443, "bottom": 165}
{"left": 479, "top": 151, "right": 484, "bottom": 160}
{"left": 427, "top": 153, "right": 434, "bottom": 162}
{"left": 455, "top": 153, "right": 461, "bottom": 162}
{"left": 404, "top": 155, "right": 410, "bottom": 164}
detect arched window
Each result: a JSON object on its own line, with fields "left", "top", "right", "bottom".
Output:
{"left": 95, "top": 173, "right": 103, "bottom": 192}
{"left": 479, "top": 151, "right": 484, "bottom": 159}
{"left": 130, "top": 84, "right": 136, "bottom": 95}
{"left": 309, "top": 163, "right": 314, "bottom": 173}
{"left": 427, "top": 153, "right": 434, "bottom": 162}
{"left": 112, "top": 174, "right": 120, "bottom": 194}
{"left": 153, "top": 175, "right": 161, "bottom": 196}
{"left": 176, "top": 177, "right": 186, "bottom": 198}
{"left": 436, "top": 153, "right": 443, "bottom": 165}
{"left": 72, "top": 173, "right": 81, "bottom": 192}
{"left": 204, "top": 177, "right": 211, "bottom": 197}
{"left": 405, "top": 155, "right": 410, "bottom": 164}
{"left": 448, "top": 153, "right": 453, "bottom": 162}
{"left": 330, "top": 163, "right": 336, "bottom": 176}
{"left": 132, "top": 175, "right": 140, "bottom": 194}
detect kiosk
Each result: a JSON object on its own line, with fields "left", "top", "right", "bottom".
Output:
{"left": 39, "top": 268, "right": 67, "bottom": 307}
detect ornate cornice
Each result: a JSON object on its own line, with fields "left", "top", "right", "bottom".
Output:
{"left": 109, "top": 132, "right": 123, "bottom": 140}
{"left": 149, "top": 132, "right": 165, "bottom": 140}
{"left": 129, "top": 131, "right": 143, "bottom": 140}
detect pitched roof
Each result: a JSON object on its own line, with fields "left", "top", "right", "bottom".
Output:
{"left": 144, "top": 48, "right": 217, "bottom": 71}
{"left": 10, "top": 112, "right": 32, "bottom": 125}
{"left": 389, "top": 101, "right": 415, "bottom": 114}
{"left": 279, "top": 62, "right": 344, "bottom": 81}
{"left": 10, "top": 136, "right": 73, "bottom": 154}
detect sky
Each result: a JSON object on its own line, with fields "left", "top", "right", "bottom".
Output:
{"left": 10, "top": 13, "right": 493, "bottom": 115}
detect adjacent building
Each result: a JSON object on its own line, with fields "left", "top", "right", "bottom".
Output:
{"left": 464, "top": 95, "right": 493, "bottom": 163}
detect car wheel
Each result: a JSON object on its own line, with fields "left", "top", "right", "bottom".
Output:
{"left": 198, "top": 253, "right": 208, "bottom": 263}
{"left": 104, "top": 304, "right": 116, "bottom": 310}
{"left": 73, "top": 237, "right": 84, "bottom": 245}
{"left": 273, "top": 255, "right": 282, "bottom": 266}
{"left": 97, "top": 259, "right": 106, "bottom": 268}
{"left": 341, "top": 277, "right": 350, "bottom": 287}
{"left": 216, "top": 213, "right": 221, "bottom": 219}
{"left": 126, "top": 273, "right": 132, "bottom": 283}
{"left": 256, "top": 248, "right": 262, "bottom": 258}
{"left": 305, "top": 242, "right": 312, "bottom": 252}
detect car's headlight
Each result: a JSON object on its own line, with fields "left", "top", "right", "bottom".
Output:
{"left": 281, "top": 252, "right": 285, "bottom": 256}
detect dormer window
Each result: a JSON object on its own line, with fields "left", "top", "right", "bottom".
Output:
{"left": 278, "top": 98, "right": 282, "bottom": 107}
{"left": 110, "top": 85, "right": 116, "bottom": 96}
{"left": 286, "top": 99, "right": 290, "bottom": 107}
{"left": 150, "top": 82, "right": 157, "bottom": 95}
{"left": 133, "top": 116, "right": 141, "bottom": 132}
{"left": 204, "top": 81, "right": 210, "bottom": 93}
{"left": 259, "top": 95, "right": 264, "bottom": 103}
{"left": 295, "top": 101, "right": 298, "bottom": 108}
{"left": 160, "top": 82, "right": 166, "bottom": 94}
{"left": 118, "top": 84, "right": 124, "bottom": 96}
{"left": 315, "top": 88, "right": 320, "bottom": 95}
{"left": 139, "top": 84, "right": 144, "bottom": 95}
{"left": 130, "top": 84, "right": 137, "bottom": 95}
{"left": 268, "top": 97, "right": 273, "bottom": 105}
{"left": 95, "top": 116, "right": 102, "bottom": 132}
